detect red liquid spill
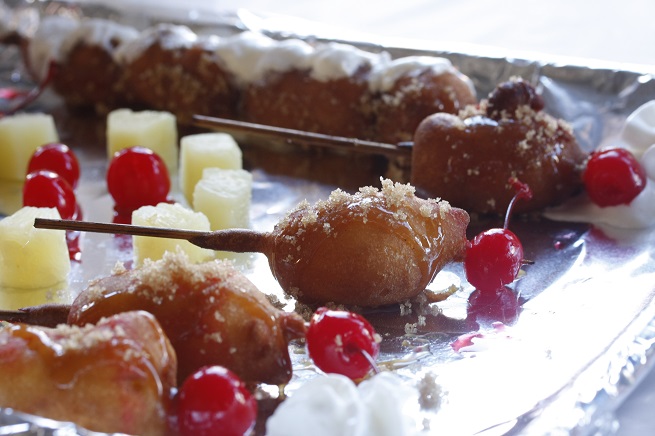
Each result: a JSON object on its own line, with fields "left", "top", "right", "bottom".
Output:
{"left": 67, "top": 230, "right": 81, "bottom": 262}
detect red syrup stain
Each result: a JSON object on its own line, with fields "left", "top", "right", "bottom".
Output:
{"left": 466, "top": 286, "right": 521, "bottom": 328}
{"left": 0, "top": 88, "right": 27, "bottom": 100}
{"left": 0, "top": 61, "right": 58, "bottom": 117}
{"left": 451, "top": 322, "right": 509, "bottom": 353}
{"left": 65, "top": 204, "right": 84, "bottom": 262}
{"left": 67, "top": 230, "right": 81, "bottom": 261}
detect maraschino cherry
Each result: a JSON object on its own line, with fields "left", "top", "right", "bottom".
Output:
{"left": 583, "top": 148, "right": 646, "bottom": 207}
{"left": 23, "top": 170, "right": 79, "bottom": 220}
{"left": 306, "top": 307, "right": 380, "bottom": 380}
{"left": 106, "top": 146, "right": 171, "bottom": 217}
{"left": 464, "top": 178, "right": 532, "bottom": 293}
{"left": 177, "top": 365, "right": 257, "bottom": 436}
{"left": 28, "top": 143, "right": 80, "bottom": 189}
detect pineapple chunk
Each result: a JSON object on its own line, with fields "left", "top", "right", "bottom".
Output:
{"left": 192, "top": 168, "right": 252, "bottom": 231}
{"left": 106, "top": 109, "right": 178, "bottom": 173}
{"left": 132, "top": 202, "right": 214, "bottom": 266}
{"left": 179, "top": 133, "right": 242, "bottom": 204}
{"left": 0, "top": 113, "right": 59, "bottom": 181}
{"left": 0, "top": 207, "right": 70, "bottom": 290}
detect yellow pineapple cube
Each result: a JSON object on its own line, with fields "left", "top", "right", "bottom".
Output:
{"left": 106, "top": 109, "right": 178, "bottom": 173}
{"left": 179, "top": 133, "right": 242, "bottom": 204}
{"left": 0, "top": 113, "right": 59, "bottom": 181}
{"left": 192, "top": 168, "right": 252, "bottom": 231}
{"left": 0, "top": 207, "right": 70, "bottom": 290}
{"left": 132, "top": 202, "right": 214, "bottom": 266}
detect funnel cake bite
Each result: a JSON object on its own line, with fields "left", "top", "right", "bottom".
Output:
{"left": 0, "top": 310, "right": 176, "bottom": 436}
{"left": 117, "top": 24, "right": 239, "bottom": 123}
{"left": 68, "top": 251, "right": 306, "bottom": 385}
{"left": 371, "top": 57, "right": 477, "bottom": 144}
{"left": 241, "top": 41, "right": 379, "bottom": 138}
{"left": 411, "top": 78, "right": 587, "bottom": 214}
{"left": 270, "top": 179, "right": 469, "bottom": 307}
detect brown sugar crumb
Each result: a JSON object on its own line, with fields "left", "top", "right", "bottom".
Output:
{"left": 49, "top": 317, "right": 129, "bottom": 353}
{"left": 458, "top": 103, "right": 484, "bottom": 119}
{"left": 418, "top": 372, "right": 442, "bottom": 411}
{"left": 111, "top": 261, "right": 127, "bottom": 275}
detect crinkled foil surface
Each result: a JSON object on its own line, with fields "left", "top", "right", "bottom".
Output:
{"left": 1, "top": 1, "right": 655, "bottom": 435}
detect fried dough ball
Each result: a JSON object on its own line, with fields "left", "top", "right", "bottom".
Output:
{"left": 243, "top": 67, "right": 373, "bottom": 138}
{"left": 371, "top": 57, "right": 477, "bottom": 144}
{"left": 117, "top": 24, "right": 239, "bottom": 123}
{"left": 411, "top": 77, "right": 587, "bottom": 214}
{"left": 67, "top": 251, "right": 305, "bottom": 386}
{"left": 241, "top": 41, "right": 380, "bottom": 138}
{"left": 268, "top": 179, "right": 469, "bottom": 307}
{"left": 53, "top": 19, "right": 139, "bottom": 110}
{"left": 0, "top": 311, "right": 176, "bottom": 435}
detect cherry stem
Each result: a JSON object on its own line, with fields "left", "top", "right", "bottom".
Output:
{"left": 503, "top": 177, "right": 533, "bottom": 230}
{"left": 0, "top": 61, "right": 57, "bottom": 118}
{"left": 359, "top": 348, "right": 381, "bottom": 376}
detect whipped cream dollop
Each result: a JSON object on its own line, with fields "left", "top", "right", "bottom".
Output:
{"left": 24, "top": 18, "right": 462, "bottom": 90}
{"left": 545, "top": 100, "right": 655, "bottom": 229}
{"left": 368, "top": 56, "right": 455, "bottom": 93}
{"left": 266, "top": 372, "right": 420, "bottom": 436}
{"left": 214, "top": 31, "right": 388, "bottom": 84}
{"left": 114, "top": 23, "right": 195, "bottom": 65}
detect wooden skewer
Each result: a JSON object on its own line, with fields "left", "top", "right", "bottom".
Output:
{"left": 192, "top": 114, "right": 413, "bottom": 158}
{"left": 0, "top": 304, "right": 71, "bottom": 328}
{"left": 33, "top": 218, "right": 271, "bottom": 254}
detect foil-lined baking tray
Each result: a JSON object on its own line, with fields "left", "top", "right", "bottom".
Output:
{"left": 1, "top": 1, "right": 655, "bottom": 435}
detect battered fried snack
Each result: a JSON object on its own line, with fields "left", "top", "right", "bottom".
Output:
{"left": 411, "top": 77, "right": 587, "bottom": 214}
{"left": 116, "top": 24, "right": 239, "bottom": 123}
{"left": 19, "top": 19, "right": 477, "bottom": 141}
{"left": 268, "top": 179, "right": 469, "bottom": 307}
{"left": 67, "top": 250, "right": 306, "bottom": 386}
{"left": 24, "top": 16, "right": 139, "bottom": 111}
{"left": 241, "top": 40, "right": 380, "bottom": 139}
{"left": 370, "top": 57, "right": 477, "bottom": 143}
{"left": 0, "top": 310, "right": 176, "bottom": 435}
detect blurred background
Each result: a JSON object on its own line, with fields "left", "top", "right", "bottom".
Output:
{"left": 130, "top": 0, "right": 655, "bottom": 67}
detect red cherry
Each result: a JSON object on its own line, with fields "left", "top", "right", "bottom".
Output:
{"left": 306, "top": 307, "right": 380, "bottom": 380}
{"left": 27, "top": 143, "right": 80, "bottom": 189}
{"left": 177, "top": 366, "right": 257, "bottom": 436}
{"left": 106, "top": 146, "right": 170, "bottom": 215}
{"left": 583, "top": 148, "right": 646, "bottom": 207}
{"left": 464, "top": 178, "right": 532, "bottom": 293}
{"left": 464, "top": 229, "right": 523, "bottom": 293}
{"left": 23, "top": 170, "right": 79, "bottom": 220}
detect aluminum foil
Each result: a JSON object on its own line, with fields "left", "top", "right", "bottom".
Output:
{"left": 1, "top": 1, "right": 655, "bottom": 435}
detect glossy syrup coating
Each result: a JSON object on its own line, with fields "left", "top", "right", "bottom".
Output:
{"left": 0, "top": 311, "right": 176, "bottom": 436}
{"left": 67, "top": 251, "right": 306, "bottom": 386}
{"left": 411, "top": 78, "right": 587, "bottom": 214}
{"left": 268, "top": 179, "right": 469, "bottom": 307}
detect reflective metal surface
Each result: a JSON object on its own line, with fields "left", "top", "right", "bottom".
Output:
{"left": 1, "top": 1, "right": 655, "bottom": 434}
